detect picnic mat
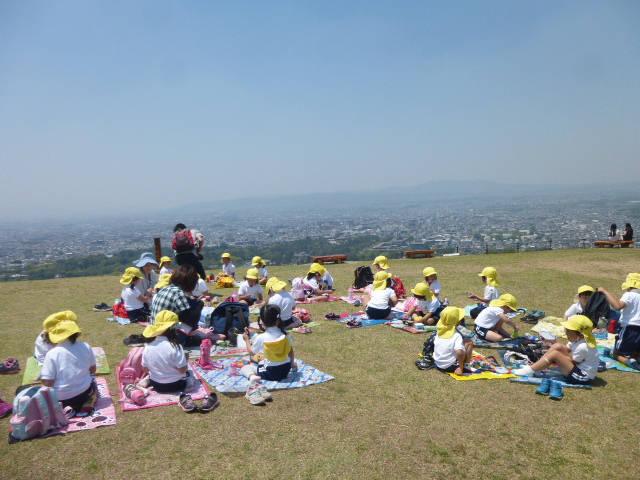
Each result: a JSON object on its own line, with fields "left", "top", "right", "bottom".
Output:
{"left": 340, "top": 295, "right": 365, "bottom": 305}
{"left": 385, "top": 320, "right": 435, "bottom": 334}
{"left": 194, "top": 357, "right": 333, "bottom": 393}
{"left": 117, "top": 363, "right": 210, "bottom": 411}
{"left": 107, "top": 316, "right": 149, "bottom": 327}
{"left": 473, "top": 338, "right": 522, "bottom": 349}
{"left": 447, "top": 371, "right": 515, "bottom": 381}
{"left": 185, "top": 346, "right": 248, "bottom": 359}
{"left": 22, "top": 347, "right": 111, "bottom": 385}
{"left": 337, "top": 313, "right": 388, "bottom": 328}
{"left": 598, "top": 347, "right": 640, "bottom": 373}
{"left": 465, "top": 306, "right": 527, "bottom": 319}
{"left": 43, "top": 377, "right": 117, "bottom": 437}
{"left": 296, "top": 294, "right": 342, "bottom": 304}
{"left": 509, "top": 376, "right": 593, "bottom": 389}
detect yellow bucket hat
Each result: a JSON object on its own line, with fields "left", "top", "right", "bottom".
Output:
{"left": 479, "top": 267, "right": 500, "bottom": 287}
{"left": 373, "top": 271, "right": 392, "bottom": 290}
{"left": 437, "top": 307, "right": 466, "bottom": 339}
{"left": 577, "top": 285, "right": 595, "bottom": 295}
{"left": 155, "top": 273, "right": 172, "bottom": 290}
{"left": 423, "top": 267, "right": 437, "bottom": 277}
{"left": 561, "top": 315, "right": 596, "bottom": 348}
{"left": 44, "top": 311, "right": 82, "bottom": 343}
{"left": 252, "top": 256, "right": 265, "bottom": 266}
{"left": 266, "top": 277, "right": 287, "bottom": 293}
{"left": 372, "top": 256, "right": 391, "bottom": 270}
{"left": 411, "top": 282, "right": 434, "bottom": 299}
{"left": 159, "top": 256, "right": 172, "bottom": 265}
{"left": 309, "top": 263, "right": 326, "bottom": 275}
{"left": 621, "top": 273, "right": 640, "bottom": 290}
{"left": 120, "top": 267, "right": 143, "bottom": 285}
{"left": 221, "top": 252, "right": 231, "bottom": 259}
{"left": 490, "top": 293, "right": 518, "bottom": 312}
{"left": 143, "top": 310, "right": 179, "bottom": 338}
{"left": 246, "top": 268, "right": 260, "bottom": 280}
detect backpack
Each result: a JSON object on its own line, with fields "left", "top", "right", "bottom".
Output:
{"left": 353, "top": 266, "right": 374, "bottom": 289}
{"left": 9, "top": 386, "right": 68, "bottom": 441}
{"left": 172, "top": 229, "right": 195, "bottom": 253}
{"left": 119, "top": 346, "right": 145, "bottom": 385}
{"left": 210, "top": 302, "right": 250, "bottom": 346}
{"left": 415, "top": 332, "right": 436, "bottom": 370}
{"left": 582, "top": 292, "right": 611, "bottom": 328}
{"left": 391, "top": 277, "right": 406, "bottom": 299}
{"left": 291, "top": 277, "right": 306, "bottom": 301}
{"left": 112, "top": 301, "right": 129, "bottom": 319}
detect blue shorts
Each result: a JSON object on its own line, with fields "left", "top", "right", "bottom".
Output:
{"left": 257, "top": 362, "right": 291, "bottom": 382}
{"left": 366, "top": 306, "right": 391, "bottom": 320}
{"left": 475, "top": 325, "right": 491, "bottom": 340}
{"left": 436, "top": 361, "right": 459, "bottom": 373}
{"left": 615, "top": 325, "right": 640, "bottom": 357}
{"left": 564, "top": 365, "right": 591, "bottom": 385}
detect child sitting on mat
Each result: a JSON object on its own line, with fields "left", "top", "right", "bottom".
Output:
{"left": 404, "top": 282, "right": 442, "bottom": 325}
{"left": 252, "top": 256, "right": 269, "bottom": 285}
{"left": 474, "top": 294, "right": 520, "bottom": 342}
{"left": 159, "top": 256, "right": 173, "bottom": 277}
{"left": 301, "top": 264, "right": 334, "bottom": 301}
{"left": 40, "top": 311, "right": 98, "bottom": 416}
{"left": 266, "top": 277, "right": 301, "bottom": 330}
{"left": 362, "top": 271, "right": 398, "bottom": 320}
{"left": 120, "top": 267, "right": 152, "bottom": 322}
{"left": 423, "top": 267, "right": 442, "bottom": 302}
{"left": 467, "top": 267, "right": 500, "bottom": 319}
{"left": 309, "top": 262, "right": 334, "bottom": 290}
{"left": 238, "top": 268, "right": 266, "bottom": 307}
{"left": 34, "top": 317, "right": 58, "bottom": 365}
{"left": 215, "top": 253, "right": 237, "bottom": 283}
{"left": 513, "top": 315, "right": 600, "bottom": 383}
{"left": 241, "top": 305, "right": 296, "bottom": 405}
{"left": 434, "top": 307, "right": 473, "bottom": 375}
{"left": 563, "top": 285, "right": 595, "bottom": 321}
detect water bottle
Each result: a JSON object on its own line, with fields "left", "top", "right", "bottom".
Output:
{"left": 204, "top": 314, "right": 211, "bottom": 329}
{"left": 348, "top": 287, "right": 354, "bottom": 301}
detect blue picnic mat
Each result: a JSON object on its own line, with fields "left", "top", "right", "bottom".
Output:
{"left": 194, "top": 357, "right": 334, "bottom": 393}
{"left": 509, "top": 376, "right": 593, "bottom": 389}
{"left": 598, "top": 347, "right": 640, "bottom": 373}
{"left": 337, "top": 313, "right": 390, "bottom": 327}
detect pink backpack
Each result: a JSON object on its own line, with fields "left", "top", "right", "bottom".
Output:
{"left": 10, "top": 386, "right": 68, "bottom": 441}
{"left": 291, "top": 277, "right": 306, "bottom": 301}
{"left": 119, "top": 346, "right": 145, "bottom": 385}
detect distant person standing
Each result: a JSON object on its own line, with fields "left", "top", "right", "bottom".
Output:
{"left": 608, "top": 224, "right": 622, "bottom": 241}
{"left": 172, "top": 223, "right": 206, "bottom": 279}
{"left": 622, "top": 223, "right": 634, "bottom": 241}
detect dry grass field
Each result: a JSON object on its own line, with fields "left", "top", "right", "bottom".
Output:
{"left": 0, "top": 248, "right": 639, "bottom": 480}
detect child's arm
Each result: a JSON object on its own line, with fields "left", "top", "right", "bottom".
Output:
{"left": 389, "top": 294, "right": 398, "bottom": 307}
{"left": 468, "top": 292, "right": 489, "bottom": 303}
{"left": 243, "top": 330, "right": 255, "bottom": 357}
{"left": 499, "top": 314, "right": 519, "bottom": 332}
{"left": 454, "top": 349, "right": 466, "bottom": 376}
{"left": 598, "top": 287, "right": 627, "bottom": 311}
{"left": 404, "top": 305, "right": 417, "bottom": 319}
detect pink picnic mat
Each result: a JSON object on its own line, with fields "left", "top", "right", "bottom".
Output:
{"left": 296, "top": 294, "right": 342, "bottom": 304}
{"left": 117, "top": 362, "right": 210, "bottom": 411}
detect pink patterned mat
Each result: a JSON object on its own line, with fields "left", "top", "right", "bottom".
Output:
{"left": 296, "top": 294, "right": 342, "bottom": 304}
{"left": 117, "top": 362, "right": 210, "bottom": 411}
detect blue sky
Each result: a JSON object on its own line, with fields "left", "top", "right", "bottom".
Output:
{"left": 1, "top": 1, "right": 639, "bottom": 221}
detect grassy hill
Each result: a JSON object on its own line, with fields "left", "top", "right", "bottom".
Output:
{"left": 0, "top": 248, "right": 639, "bottom": 479}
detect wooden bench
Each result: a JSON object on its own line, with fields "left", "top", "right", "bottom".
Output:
{"left": 405, "top": 250, "right": 436, "bottom": 259}
{"left": 594, "top": 240, "right": 634, "bottom": 248}
{"left": 312, "top": 254, "right": 348, "bottom": 264}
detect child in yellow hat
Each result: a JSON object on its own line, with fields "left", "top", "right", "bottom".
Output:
{"left": 467, "top": 267, "right": 500, "bottom": 318}
{"left": 563, "top": 285, "right": 595, "bottom": 322}
{"left": 238, "top": 268, "right": 266, "bottom": 307}
{"left": 301, "top": 264, "right": 334, "bottom": 301}
{"left": 433, "top": 307, "right": 473, "bottom": 375}
{"left": 362, "top": 271, "right": 398, "bottom": 320}
{"left": 214, "top": 253, "right": 237, "bottom": 283}
{"left": 423, "top": 267, "right": 442, "bottom": 302}
{"left": 251, "top": 256, "right": 269, "bottom": 285}
{"left": 40, "top": 311, "right": 98, "bottom": 416}
{"left": 120, "top": 267, "right": 152, "bottom": 323}
{"left": 266, "top": 277, "right": 301, "bottom": 330}
{"left": 513, "top": 315, "right": 600, "bottom": 383}
{"left": 159, "top": 256, "right": 173, "bottom": 277}
{"left": 598, "top": 273, "right": 640, "bottom": 370}
{"left": 404, "top": 283, "right": 442, "bottom": 326}
{"left": 474, "top": 294, "right": 520, "bottom": 342}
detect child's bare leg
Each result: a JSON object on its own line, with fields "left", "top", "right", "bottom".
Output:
{"left": 484, "top": 329, "right": 506, "bottom": 342}
{"left": 463, "top": 338, "right": 473, "bottom": 363}
{"left": 528, "top": 350, "right": 574, "bottom": 376}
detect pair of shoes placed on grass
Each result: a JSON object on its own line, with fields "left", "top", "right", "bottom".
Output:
{"left": 292, "top": 325, "right": 312, "bottom": 333}
{"left": 245, "top": 383, "right": 273, "bottom": 405}
{"left": 325, "top": 312, "right": 340, "bottom": 320}
{"left": 179, "top": 393, "right": 220, "bottom": 413}
{"left": 534, "top": 378, "right": 563, "bottom": 400}
{"left": 93, "top": 302, "right": 112, "bottom": 312}
{"left": 0, "top": 358, "right": 20, "bottom": 375}
{"left": 0, "top": 392, "right": 12, "bottom": 418}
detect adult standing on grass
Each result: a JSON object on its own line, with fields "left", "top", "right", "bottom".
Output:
{"left": 172, "top": 223, "right": 206, "bottom": 279}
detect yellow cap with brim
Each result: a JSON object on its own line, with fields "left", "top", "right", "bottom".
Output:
{"left": 309, "top": 263, "right": 326, "bottom": 275}
{"left": 479, "top": 267, "right": 500, "bottom": 287}
{"left": 373, "top": 271, "right": 393, "bottom": 290}
{"left": 423, "top": 267, "right": 437, "bottom": 277}
{"left": 246, "top": 268, "right": 260, "bottom": 280}
{"left": 411, "top": 282, "right": 434, "bottom": 299}
{"left": 159, "top": 256, "right": 172, "bottom": 265}
{"left": 437, "top": 307, "right": 466, "bottom": 339}
{"left": 221, "top": 253, "right": 231, "bottom": 259}
{"left": 45, "top": 311, "right": 82, "bottom": 343}
{"left": 143, "top": 310, "right": 179, "bottom": 338}
{"left": 621, "top": 273, "right": 640, "bottom": 290}
{"left": 561, "top": 315, "right": 597, "bottom": 348}
{"left": 577, "top": 285, "right": 595, "bottom": 295}
{"left": 155, "top": 273, "right": 172, "bottom": 290}
{"left": 372, "top": 256, "right": 391, "bottom": 270}
{"left": 490, "top": 293, "right": 518, "bottom": 312}
{"left": 266, "top": 277, "right": 287, "bottom": 293}
{"left": 252, "top": 256, "right": 265, "bottom": 266}
{"left": 120, "top": 267, "right": 143, "bottom": 285}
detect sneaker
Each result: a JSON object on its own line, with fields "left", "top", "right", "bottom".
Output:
{"left": 93, "top": 302, "right": 112, "bottom": 312}
{"left": 256, "top": 384, "right": 273, "bottom": 401}
{"left": 456, "top": 325, "right": 474, "bottom": 338}
{"left": 512, "top": 365, "right": 535, "bottom": 377}
{"left": 0, "top": 398, "right": 12, "bottom": 419}
{"left": 626, "top": 358, "right": 640, "bottom": 370}
{"left": 535, "top": 378, "right": 552, "bottom": 396}
{"left": 549, "top": 380, "right": 563, "bottom": 400}
{"left": 123, "top": 334, "right": 148, "bottom": 347}
{"left": 199, "top": 393, "right": 220, "bottom": 413}
{"left": 0, "top": 358, "right": 19, "bottom": 375}
{"left": 246, "top": 386, "right": 266, "bottom": 405}
{"left": 179, "top": 394, "right": 198, "bottom": 413}
{"left": 353, "top": 299, "right": 362, "bottom": 306}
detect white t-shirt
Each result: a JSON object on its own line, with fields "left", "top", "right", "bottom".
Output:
{"left": 417, "top": 298, "right": 439, "bottom": 314}
{"left": 251, "top": 326, "right": 293, "bottom": 367}
{"left": 368, "top": 288, "right": 396, "bottom": 310}
{"left": 483, "top": 286, "right": 500, "bottom": 305}
{"left": 302, "top": 277, "right": 320, "bottom": 293}
{"left": 191, "top": 278, "right": 208, "bottom": 297}
{"left": 564, "top": 303, "right": 583, "bottom": 318}
{"left": 258, "top": 266, "right": 268, "bottom": 279}
{"left": 159, "top": 266, "right": 173, "bottom": 276}
{"left": 269, "top": 290, "right": 296, "bottom": 320}
{"left": 40, "top": 340, "right": 96, "bottom": 400}
{"left": 34, "top": 332, "right": 54, "bottom": 365}
{"left": 569, "top": 338, "right": 600, "bottom": 379}
{"left": 619, "top": 290, "right": 640, "bottom": 327}
{"left": 222, "top": 262, "right": 236, "bottom": 277}
{"left": 122, "top": 285, "right": 145, "bottom": 311}
{"left": 142, "top": 336, "right": 188, "bottom": 384}
{"left": 428, "top": 279, "right": 442, "bottom": 301}
{"left": 434, "top": 331, "right": 464, "bottom": 369}
{"left": 474, "top": 306, "right": 504, "bottom": 329}
{"left": 238, "top": 281, "right": 263, "bottom": 300}
{"left": 323, "top": 271, "right": 334, "bottom": 289}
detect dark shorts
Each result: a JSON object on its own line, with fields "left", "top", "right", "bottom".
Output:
{"left": 127, "top": 306, "right": 150, "bottom": 323}
{"left": 564, "top": 365, "right": 591, "bottom": 385}
{"left": 615, "top": 325, "right": 640, "bottom": 357}
{"left": 257, "top": 362, "right": 291, "bottom": 382}
{"left": 243, "top": 298, "right": 258, "bottom": 306}
{"left": 60, "top": 380, "right": 97, "bottom": 411}
{"left": 366, "top": 306, "right": 391, "bottom": 320}
{"left": 470, "top": 303, "right": 487, "bottom": 319}
{"left": 150, "top": 378, "right": 187, "bottom": 393}
{"left": 436, "top": 361, "right": 459, "bottom": 373}
{"left": 475, "top": 325, "right": 491, "bottom": 340}
{"left": 282, "top": 317, "right": 296, "bottom": 328}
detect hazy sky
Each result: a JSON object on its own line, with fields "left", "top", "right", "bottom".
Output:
{"left": 1, "top": 1, "right": 639, "bottom": 221}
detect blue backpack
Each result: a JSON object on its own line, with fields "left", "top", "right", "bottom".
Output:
{"left": 10, "top": 386, "right": 68, "bottom": 441}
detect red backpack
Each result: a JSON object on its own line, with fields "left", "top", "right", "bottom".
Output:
{"left": 119, "top": 347, "right": 145, "bottom": 385}
{"left": 392, "top": 277, "right": 406, "bottom": 299}
{"left": 172, "top": 229, "right": 195, "bottom": 253}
